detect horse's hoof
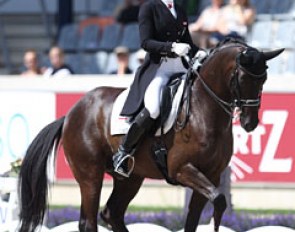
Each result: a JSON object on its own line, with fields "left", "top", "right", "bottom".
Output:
{"left": 99, "top": 209, "right": 112, "bottom": 229}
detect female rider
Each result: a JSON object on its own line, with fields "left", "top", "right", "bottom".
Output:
{"left": 113, "top": 0, "right": 201, "bottom": 178}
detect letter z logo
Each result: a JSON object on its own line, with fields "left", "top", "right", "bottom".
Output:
{"left": 259, "top": 110, "right": 293, "bottom": 173}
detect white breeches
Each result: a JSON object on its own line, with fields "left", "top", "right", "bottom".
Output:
{"left": 144, "top": 57, "right": 187, "bottom": 119}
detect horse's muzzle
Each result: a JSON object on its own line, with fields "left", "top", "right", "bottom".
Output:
{"left": 240, "top": 114, "right": 259, "bottom": 132}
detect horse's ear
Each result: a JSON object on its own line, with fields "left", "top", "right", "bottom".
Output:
{"left": 262, "top": 48, "right": 285, "bottom": 61}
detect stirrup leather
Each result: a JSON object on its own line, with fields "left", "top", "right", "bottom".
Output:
{"left": 114, "top": 154, "right": 135, "bottom": 178}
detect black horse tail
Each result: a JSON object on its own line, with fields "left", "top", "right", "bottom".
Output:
{"left": 18, "top": 116, "right": 65, "bottom": 232}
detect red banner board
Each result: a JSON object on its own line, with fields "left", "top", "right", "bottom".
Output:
{"left": 56, "top": 93, "right": 83, "bottom": 180}
{"left": 55, "top": 93, "right": 295, "bottom": 183}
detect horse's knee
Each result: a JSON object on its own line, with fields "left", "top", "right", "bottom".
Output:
{"left": 213, "top": 193, "right": 227, "bottom": 213}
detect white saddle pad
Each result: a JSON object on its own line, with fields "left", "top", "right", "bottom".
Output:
{"left": 110, "top": 76, "right": 186, "bottom": 136}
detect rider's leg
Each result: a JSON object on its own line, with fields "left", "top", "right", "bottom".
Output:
{"left": 113, "top": 72, "right": 169, "bottom": 178}
{"left": 144, "top": 73, "right": 170, "bottom": 119}
{"left": 113, "top": 58, "right": 185, "bottom": 178}
{"left": 113, "top": 108, "right": 155, "bottom": 177}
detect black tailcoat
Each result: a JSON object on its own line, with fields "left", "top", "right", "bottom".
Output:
{"left": 121, "top": 0, "right": 198, "bottom": 116}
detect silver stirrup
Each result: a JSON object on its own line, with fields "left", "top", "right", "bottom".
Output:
{"left": 114, "top": 154, "right": 135, "bottom": 178}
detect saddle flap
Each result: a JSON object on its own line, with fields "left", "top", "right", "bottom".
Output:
{"left": 160, "top": 72, "right": 184, "bottom": 125}
{"left": 110, "top": 74, "right": 186, "bottom": 136}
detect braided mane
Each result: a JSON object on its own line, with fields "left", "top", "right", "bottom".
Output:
{"left": 209, "top": 37, "right": 248, "bottom": 55}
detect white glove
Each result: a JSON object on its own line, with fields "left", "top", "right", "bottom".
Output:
{"left": 193, "top": 50, "right": 208, "bottom": 71}
{"left": 195, "top": 49, "right": 207, "bottom": 63}
{"left": 171, "top": 42, "right": 191, "bottom": 57}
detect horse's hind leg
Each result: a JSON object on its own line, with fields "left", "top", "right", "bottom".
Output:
{"left": 184, "top": 191, "right": 208, "bottom": 232}
{"left": 73, "top": 163, "right": 104, "bottom": 232}
{"left": 100, "top": 175, "right": 144, "bottom": 232}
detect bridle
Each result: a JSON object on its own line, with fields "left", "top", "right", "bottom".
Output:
{"left": 231, "top": 55, "right": 266, "bottom": 109}
{"left": 193, "top": 48, "right": 267, "bottom": 118}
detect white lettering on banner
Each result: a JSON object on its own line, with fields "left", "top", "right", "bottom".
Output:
{"left": 233, "top": 126, "right": 250, "bottom": 154}
{"left": 0, "top": 113, "right": 29, "bottom": 173}
{"left": 7, "top": 114, "right": 29, "bottom": 159}
{"left": 259, "top": 110, "right": 292, "bottom": 172}
{"left": 0, "top": 113, "right": 30, "bottom": 163}
{"left": 251, "top": 126, "right": 266, "bottom": 155}
{"left": 233, "top": 110, "right": 293, "bottom": 175}
{"left": 0, "top": 91, "right": 55, "bottom": 174}
{"left": 233, "top": 124, "right": 266, "bottom": 155}
{"left": 0, "top": 206, "right": 7, "bottom": 224}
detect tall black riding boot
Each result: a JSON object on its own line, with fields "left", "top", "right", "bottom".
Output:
{"left": 113, "top": 108, "right": 154, "bottom": 178}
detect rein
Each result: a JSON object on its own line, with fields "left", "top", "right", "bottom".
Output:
{"left": 196, "top": 72, "right": 234, "bottom": 116}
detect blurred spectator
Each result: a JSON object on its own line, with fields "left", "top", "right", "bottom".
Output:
{"left": 136, "top": 48, "right": 146, "bottom": 65}
{"left": 110, "top": 46, "right": 133, "bottom": 75}
{"left": 176, "top": 0, "right": 200, "bottom": 16}
{"left": 21, "top": 49, "right": 43, "bottom": 77}
{"left": 211, "top": 0, "right": 256, "bottom": 44}
{"left": 115, "top": 0, "right": 144, "bottom": 24}
{"left": 189, "top": 0, "right": 224, "bottom": 48}
{"left": 43, "top": 46, "right": 74, "bottom": 78}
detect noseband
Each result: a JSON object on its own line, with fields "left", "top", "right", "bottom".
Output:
{"left": 194, "top": 49, "right": 267, "bottom": 118}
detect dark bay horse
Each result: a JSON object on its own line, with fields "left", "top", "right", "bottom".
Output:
{"left": 18, "top": 40, "right": 283, "bottom": 232}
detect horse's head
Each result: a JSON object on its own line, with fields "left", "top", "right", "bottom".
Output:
{"left": 231, "top": 47, "right": 284, "bottom": 132}
{"left": 193, "top": 39, "right": 284, "bottom": 133}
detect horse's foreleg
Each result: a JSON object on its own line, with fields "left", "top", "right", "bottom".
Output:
{"left": 176, "top": 163, "right": 220, "bottom": 201}
{"left": 184, "top": 191, "right": 208, "bottom": 232}
{"left": 176, "top": 163, "right": 226, "bottom": 232}
{"left": 100, "top": 175, "right": 144, "bottom": 232}
{"left": 212, "top": 194, "right": 226, "bottom": 231}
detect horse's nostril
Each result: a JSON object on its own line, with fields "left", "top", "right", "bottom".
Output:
{"left": 244, "top": 123, "right": 253, "bottom": 132}
{"left": 243, "top": 120, "right": 258, "bottom": 132}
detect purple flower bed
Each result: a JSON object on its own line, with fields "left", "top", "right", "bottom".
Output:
{"left": 221, "top": 212, "right": 295, "bottom": 231}
{"left": 46, "top": 207, "right": 295, "bottom": 231}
